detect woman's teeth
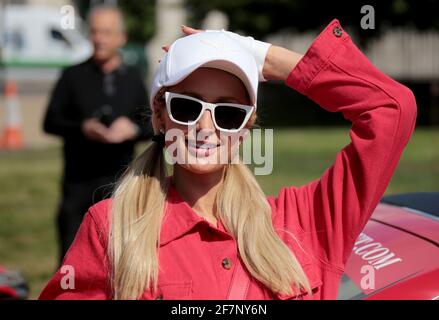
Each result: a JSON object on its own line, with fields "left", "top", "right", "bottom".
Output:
{"left": 186, "top": 140, "right": 220, "bottom": 158}
{"left": 188, "top": 141, "right": 218, "bottom": 149}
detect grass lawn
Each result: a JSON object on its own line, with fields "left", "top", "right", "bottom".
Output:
{"left": 0, "top": 127, "right": 438, "bottom": 299}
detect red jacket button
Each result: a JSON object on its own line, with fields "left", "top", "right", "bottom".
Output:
{"left": 222, "top": 258, "right": 232, "bottom": 270}
{"left": 333, "top": 26, "right": 343, "bottom": 37}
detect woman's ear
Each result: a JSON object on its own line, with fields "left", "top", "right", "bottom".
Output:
{"left": 151, "top": 100, "right": 166, "bottom": 134}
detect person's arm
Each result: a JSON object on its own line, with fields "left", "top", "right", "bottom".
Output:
{"left": 270, "top": 19, "right": 417, "bottom": 271}
{"left": 43, "top": 70, "right": 83, "bottom": 138}
{"left": 39, "top": 202, "right": 111, "bottom": 300}
{"left": 108, "top": 71, "right": 153, "bottom": 143}
{"left": 262, "top": 45, "right": 303, "bottom": 82}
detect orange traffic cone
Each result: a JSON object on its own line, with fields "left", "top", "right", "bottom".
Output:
{"left": 0, "top": 80, "right": 23, "bottom": 150}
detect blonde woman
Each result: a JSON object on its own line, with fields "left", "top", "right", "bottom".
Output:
{"left": 40, "top": 19, "right": 416, "bottom": 300}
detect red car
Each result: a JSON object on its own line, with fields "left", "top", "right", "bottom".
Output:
{"left": 0, "top": 265, "right": 28, "bottom": 300}
{"left": 339, "top": 192, "right": 439, "bottom": 300}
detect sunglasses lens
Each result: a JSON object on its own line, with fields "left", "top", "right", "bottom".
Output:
{"left": 170, "top": 97, "right": 203, "bottom": 123}
{"left": 215, "top": 105, "right": 248, "bottom": 131}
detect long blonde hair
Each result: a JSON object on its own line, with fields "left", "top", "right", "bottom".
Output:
{"left": 108, "top": 90, "right": 310, "bottom": 300}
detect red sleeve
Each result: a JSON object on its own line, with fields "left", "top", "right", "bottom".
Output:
{"left": 272, "top": 19, "right": 417, "bottom": 272}
{"left": 39, "top": 201, "right": 111, "bottom": 300}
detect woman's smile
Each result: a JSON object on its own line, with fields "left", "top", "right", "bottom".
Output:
{"left": 185, "top": 138, "right": 221, "bottom": 157}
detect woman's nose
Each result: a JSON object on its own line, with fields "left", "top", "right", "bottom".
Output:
{"left": 196, "top": 110, "right": 216, "bottom": 131}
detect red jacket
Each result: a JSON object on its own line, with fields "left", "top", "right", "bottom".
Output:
{"left": 39, "top": 19, "right": 417, "bottom": 300}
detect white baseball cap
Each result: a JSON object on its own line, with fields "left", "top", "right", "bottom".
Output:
{"left": 150, "top": 31, "right": 259, "bottom": 108}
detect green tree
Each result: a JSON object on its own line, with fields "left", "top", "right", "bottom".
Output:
{"left": 185, "top": 0, "right": 439, "bottom": 45}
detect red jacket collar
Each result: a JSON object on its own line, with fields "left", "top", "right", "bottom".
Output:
{"left": 159, "top": 181, "right": 231, "bottom": 246}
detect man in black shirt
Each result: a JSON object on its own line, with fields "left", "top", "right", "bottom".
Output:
{"left": 43, "top": 5, "right": 152, "bottom": 261}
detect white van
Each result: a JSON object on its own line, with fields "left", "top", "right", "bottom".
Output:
{"left": 1, "top": 5, "right": 92, "bottom": 67}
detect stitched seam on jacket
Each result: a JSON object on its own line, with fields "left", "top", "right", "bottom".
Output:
{"left": 301, "top": 36, "right": 350, "bottom": 93}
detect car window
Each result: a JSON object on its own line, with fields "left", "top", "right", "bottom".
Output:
{"left": 50, "top": 28, "right": 72, "bottom": 47}
{"left": 337, "top": 274, "right": 368, "bottom": 300}
{"left": 381, "top": 193, "right": 439, "bottom": 217}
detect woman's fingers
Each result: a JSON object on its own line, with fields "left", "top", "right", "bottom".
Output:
{"left": 161, "top": 25, "right": 204, "bottom": 53}
{"left": 181, "top": 25, "right": 203, "bottom": 35}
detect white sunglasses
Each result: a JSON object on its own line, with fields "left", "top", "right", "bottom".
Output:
{"left": 164, "top": 92, "right": 255, "bottom": 133}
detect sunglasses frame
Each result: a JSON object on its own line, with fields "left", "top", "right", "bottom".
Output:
{"left": 164, "top": 92, "right": 255, "bottom": 133}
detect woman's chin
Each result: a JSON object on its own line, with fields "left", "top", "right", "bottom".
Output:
{"left": 179, "top": 162, "right": 226, "bottom": 175}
